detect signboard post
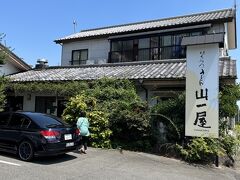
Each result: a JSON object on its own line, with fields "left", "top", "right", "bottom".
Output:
{"left": 185, "top": 43, "right": 219, "bottom": 138}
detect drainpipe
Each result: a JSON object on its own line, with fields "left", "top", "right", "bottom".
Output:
{"left": 139, "top": 79, "right": 148, "bottom": 102}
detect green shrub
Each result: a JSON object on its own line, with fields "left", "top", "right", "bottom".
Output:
{"left": 151, "top": 93, "right": 185, "bottom": 143}
{"left": 176, "top": 134, "right": 240, "bottom": 163}
{"left": 235, "top": 125, "right": 240, "bottom": 138}
{"left": 0, "top": 77, "right": 7, "bottom": 112}
{"left": 151, "top": 85, "right": 240, "bottom": 163}
{"left": 61, "top": 78, "right": 150, "bottom": 150}
{"left": 85, "top": 78, "right": 151, "bottom": 151}
{"left": 88, "top": 111, "right": 112, "bottom": 148}
{"left": 8, "top": 81, "right": 88, "bottom": 97}
{"left": 176, "top": 137, "right": 224, "bottom": 163}
{"left": 219, "top": 126, "right": 240, "bottom": 165}
{"left": 62, "top": 94, "right": 95, "bottom": 124}
{"left": 0, "top": 43, "right": 6, "bottom": 65}
{"left": 62, "top": 94, "right": 112, "bottom": 148}
{"left": 219, "top": 85, "right": 240, "bottom": 118}
{"left": 221, "top": 134, "right": 240, "bottom": 158}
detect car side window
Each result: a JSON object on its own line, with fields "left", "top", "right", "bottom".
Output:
{"left": 0, "top": 113, "right": 11, "bottom": 126}
{"left": 9, "top": 114, "right": 31, "bottom": 128}
{"left": 22, "top": 118, "right": 31, "bottom": 128}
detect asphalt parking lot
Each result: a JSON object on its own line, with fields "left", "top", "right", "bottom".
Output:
{"left": 0, "top": 148, "right": 239, "bottom": 180}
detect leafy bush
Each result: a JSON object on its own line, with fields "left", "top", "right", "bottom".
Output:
{"left": 49, "top": 78, "right": 150, "bottom": 150}
{"left": 86, "top": 78, "right": 151, "bottom": 151}
{"left": 62, "top": 94, "right": 95, "bottom": 124}
{"left": 151, "top": 93, "right": 185, "bottom": 143}
{"left": 235, "top": 125, "right": 240, "bottom": 139}
{"left": 175, "top": 125, "right": 240, "bottom": 163}
{"left": 176, "top": 134, "right": 240, "bottom": 163}
{"left": 224, "top": 125, "right": 240, "bottom": 158}
{"left": 8, "top": 81, "right": 89, "bottom": 97}
{"left": 221, "top": 134, "right": 240, "bottom": 159}
{"left": 176, "top": 137, "right": 224, "bottom": 162}
{"left": 151, "top": 85, "right": 240, "bottom": 163}
{"left": 219, "top": 85, "right": 240, "bottom": 118}
{"left": 62, "top": 94, "right": 112, "bottom": 148}
{"left": 0, "top": 77, "right": 7, "bottom": 112}
{"left": 88, "top": 111, "right": 112, "bottom": 148}
{"left": 0, "top": 41, "right": 6, "bottom": 65}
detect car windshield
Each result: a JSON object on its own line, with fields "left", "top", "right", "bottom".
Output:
{"left": 26, "top": 113, "right": 70, "bottom": 128}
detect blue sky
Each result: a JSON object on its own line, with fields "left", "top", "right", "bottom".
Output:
{"left": 1, "top": 0, "right": 239, "bottom": 77}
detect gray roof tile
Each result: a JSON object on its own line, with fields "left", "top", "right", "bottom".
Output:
{"left": 55, "top": 9, "right": 234, "bottom": 43}
{"left": 8, "top": 58, "right": 236, "bottom": 82}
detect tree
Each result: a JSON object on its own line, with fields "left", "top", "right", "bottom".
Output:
{"left": 151, "top": 84, "right": 240, "bottom": 143}
{"left": 0, "top": 51, "right": 5, "bottom": 65}
{"left": 151, "top": 93, "right": 185, "bottom": 143}
{"left": 62, "top": 78, "right": 151, "bottom": 151}
{"left": 0, "top": 33, "right": 6, "bottom": 64}
{"left": 219, "top": 84, "right": 240, "bottom": 118}
{"left": 0, "top": 33, "right": 7, "bottom": 110}
{"left": 0, "top": 77, "right": 7, "bottom": 112}
{"left": 151, "top": 85, "right": 240, "bottom": 163}
{"left": 85, "top": 78, "right": 151, "bottom": 151}
{"left": 62, "top": 94, "right": 112, "bottom": 148}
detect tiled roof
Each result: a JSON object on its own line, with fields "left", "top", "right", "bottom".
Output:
{"left": 0, "top": 43, "right": 31, "bottom": 71}
{"left": 55, "top": 8, "right": 234, "bottom": 43}
{"left": 8, "top": 58, "right": 236, "bottom": 82}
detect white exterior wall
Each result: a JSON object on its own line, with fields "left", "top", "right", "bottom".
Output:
{"left": 148, "top": 91, "right": 158, "bottom": 106}
{"left": 23, "top": 93, "right": 36, "bottom": 111}
{"left": 137, "top": 88, "right": 147, "bottom": 101}
{"left": 60, "top": 24, "right": 226, "bottom": 66}
{"left": 22, "top": 93, "right": 57, "bottom": 112}
{"left": 61, "top": 38, "right": 109, "bottom": 66}
{"left": 136, "top": 88, "right": 157, "bottom": 106}
{"left": 207, "top": 23, "right": 224, "bottom": 34}
{"left": 207, "top": 23, "right": 227, "bottom": 57}
{"left": 0, "top": 61, "right": 20, "bottom": 76}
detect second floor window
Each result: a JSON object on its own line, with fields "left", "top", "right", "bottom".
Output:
{"left": 109, "top": 32, "right": 197, "bottom": 63}
{"left": 71, "top": 49, "right": 88, "bottom": 65}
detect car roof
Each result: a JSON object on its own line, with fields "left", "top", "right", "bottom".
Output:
{"left": 0, "top": 111, "right": 48, "bottom": 116}
{"left": 14, "top": 111, "right": 44, "bottom": 116}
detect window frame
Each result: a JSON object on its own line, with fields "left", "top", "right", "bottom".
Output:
{"left": 109, "top": 29, "right": 207, "bottom": 63}
{"left": 70, "top": 49, "right": 88, "bottom": 65}
{"left": 8, "top": 114, "right": 31, "bottom": 129}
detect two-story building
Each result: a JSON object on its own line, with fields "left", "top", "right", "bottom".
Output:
{"left": 8, "top": 8, "right": 237, "bottom": 116}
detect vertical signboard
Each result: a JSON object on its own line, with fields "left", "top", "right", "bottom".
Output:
{"left": 185, "top": 43, "right": 219, "bottom": 138}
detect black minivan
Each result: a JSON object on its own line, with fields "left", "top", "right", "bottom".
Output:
{"left": 0, "top": 111, "right": 80, "bottom": 161}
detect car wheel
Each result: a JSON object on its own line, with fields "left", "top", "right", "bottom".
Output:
{"left": 18, "top": 141, "right": 34, "bottom": 161}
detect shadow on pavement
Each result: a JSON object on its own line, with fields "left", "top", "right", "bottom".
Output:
{"left": 0, "top": 151, "right": 18, "bottom": 160}
{"left": 0, "top": 151, "right": 78, "bottom": 165}
{"left": 32, "top": 153, "right": 78, "bottom": 165}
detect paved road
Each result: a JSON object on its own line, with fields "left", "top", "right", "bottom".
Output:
{"left": 0, "top": 148, "right": 239, "bottom": 180}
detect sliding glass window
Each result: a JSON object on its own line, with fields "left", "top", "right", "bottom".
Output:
{"left": 138, "top": 38, "right": 150, "bottom": 61}
{"left": 71, "top": 49, "right": 88, "bottom": 65}
{"left": 150, "top": 37, "right": 159, "bottom": 60}
{"left": 109, "top": 31, "right": 198, "bottom": 63}
{"left": 122, "top": 40, "right": 133, "bottom": 62}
